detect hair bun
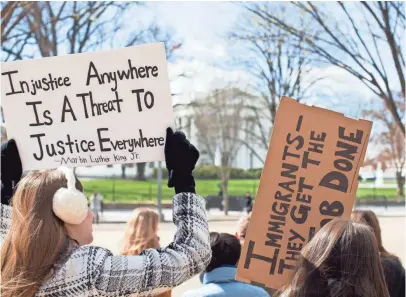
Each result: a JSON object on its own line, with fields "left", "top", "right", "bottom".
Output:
{"left": 53, "top": 187, "right": 88, "bottom": 225}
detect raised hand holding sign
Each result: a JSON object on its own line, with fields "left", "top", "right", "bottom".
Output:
{"left": 236, "top": 97, "right": 372, "bottom": 291}
{"left": 1, "top": 43, "right": 175, "bottom": 170}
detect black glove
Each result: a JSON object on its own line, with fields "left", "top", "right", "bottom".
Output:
{"left": 1, "top": 139, "right": 23, "bottom": 205}
{"left": 165, "top": 127, "right": 199, "bottom": 194}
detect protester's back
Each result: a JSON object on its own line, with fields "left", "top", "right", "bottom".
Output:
{"left": 352, "top": 210, "right": 405, "bottom": 297}
{"left": 1, "top": 128, "right": 211, "bottom": 297}
{"left": 183, "top": 232, "right": 269, "bottom": 297}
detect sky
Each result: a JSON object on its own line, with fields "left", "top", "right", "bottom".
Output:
{"left": 135, "top": 2, "right": 377, "bottom": 108}
{"left": 2, "top": 1, "right": 401, "bottom": 159}
{"left": 140, "top": 2, "right": 249, "bottom": 104}
{"left": 129, "top": 2, "right": 386, "bottom": 158}
{"left": 0, "top": 1, "right": 386, "bottom": 118}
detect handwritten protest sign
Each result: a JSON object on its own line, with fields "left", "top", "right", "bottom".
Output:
{"left": 1, "top": 43, "right": 174, "bottom": 170}
{"left": 236, "top": 97, "right": 372, "bottom": 290}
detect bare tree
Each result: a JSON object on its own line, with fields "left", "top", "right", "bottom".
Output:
{"left": 192, "top": 87, "right": 251, "bottom": 215}
{"left": 1, "top": 2, "right": 182, "bottom": 180}
{"left": 228, "top": 4, "right": 322, "bottom": 163}
{"left": 1, "top": 2, "right": 34, "bottom": 59}
{"left": 243, "top": 2, "right": 405, "bottom": 135}
{"left": 364, "top": 96, "right": 405, "bottom": 198}
{"left": 1, "top": 2, "right": 137, "bottom": 60}
{"left": 1, "top": 2, "right": 131, "bottom": 178}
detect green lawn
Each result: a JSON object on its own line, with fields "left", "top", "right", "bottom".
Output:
{"left": 81, "top": 179, "right": 401, "bottom": 202}
{"left": 359, "top": 180, "right": 396, "bottom": 185}
{"left": 356, "top": 188, "right": 399, "bottom": 199}
{"left": 82, "top": 179, "right": 259, "bottom": 202}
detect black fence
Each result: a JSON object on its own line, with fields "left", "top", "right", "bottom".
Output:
{"left": 205, "top": 196, "right": 247, "bottom": 211}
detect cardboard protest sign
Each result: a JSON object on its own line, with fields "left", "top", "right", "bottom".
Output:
{"left": 1, "top": 43, "right": 175, "bottom": 170}
{"left": 236, "top": 97, "right": 372, "bottom": 290}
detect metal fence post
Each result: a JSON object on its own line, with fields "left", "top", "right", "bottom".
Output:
{"left": 157, "top": 161, "right": 164, "bottom": 222}
{"left": 112, "top": 176, "right": 116, "bottom": 202}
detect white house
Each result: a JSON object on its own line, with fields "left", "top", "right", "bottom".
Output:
{"left": 173, "top": 103, "right": 268, "bottom": 170}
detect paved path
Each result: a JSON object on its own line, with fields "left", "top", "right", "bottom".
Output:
{"left": 92, "top": 213, "right": 405, "bottom": 296}
{"left": 96, "top": 205, "right": 405, "bottom": 224}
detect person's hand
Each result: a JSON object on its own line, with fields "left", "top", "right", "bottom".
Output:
{"left": 165, "top": 127, "right": 199, "bottom": 194}
{"left": 1, "top": 139, "right": 23, "bottom": 205}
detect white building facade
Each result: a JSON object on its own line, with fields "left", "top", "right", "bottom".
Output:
{"left": 173, "top": 103, "right": 268, "bottom": 170}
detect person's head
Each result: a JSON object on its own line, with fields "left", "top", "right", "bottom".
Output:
{"left": 282, "top": 219, "right": 389, "bottom": 297}
{"left": 1, "top": 170, "right": 93, "bottom": 297}
{"left": 351, "top": 210, "right": 394, "bottom": 258}
{"left": 245, "top": 192, "right": 251, "bottom": 197}
{"left": 206, "top": 232, "right": 241, "bottom": 273}
{"left": 121, "top": 208, "right": 160, "bottom": 256}
{"left": 1, "top": 124, "right": 7, "bottom": 143}
{"left": 236, "top": 214, "right": 251, "bottom": 245}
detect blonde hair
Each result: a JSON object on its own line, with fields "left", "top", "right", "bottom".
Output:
{"left": 1, "top": 124, "right": 7, "bottom": 143}
{"left": 121, "top": 208, "right": 160, "bottom": 255}
{"left": 121, "top": 208, "right": 171, "bottom": 297}
{"left": 1, "top": 170, "right": 82, "bottom": 297}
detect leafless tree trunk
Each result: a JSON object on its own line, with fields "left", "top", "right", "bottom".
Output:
{"left": 1, "top": 2, "right": 181, "bottom": 61}
{"left": 193, "top": 87, "right": 250, "bottom": 215}
{"left": 1, "top": 2, "right": 136, "bottom": 60}
{"left": 395, "top": 171, "right": 405, "bottom": 198}
{"left": 242, "top": 2, "right": 405, "bottom": 135}
{"left": 135, "top": 162, "right": 147, "bottom": 181}
{"left": 121, "top": 165, "right": 126, "bottom": 179}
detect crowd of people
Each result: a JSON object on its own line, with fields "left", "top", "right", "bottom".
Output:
{"left": 0, "top": 128, "right": 404, "bottom": 297}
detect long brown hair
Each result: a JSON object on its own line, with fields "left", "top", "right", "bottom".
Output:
{"left": 121, "top": 208, "right": 171, "bottom": 297}
{"left": 1, "top": 170, "right": 82, "bottom": 297}
{"left": 121, "top": 208, "right": 160, "bottom": 255}
{"left": 280, "top": 219, "right": 390, "bottom": 297}
{"left": 351, "top": 210, "right": 395, "bottom": 259}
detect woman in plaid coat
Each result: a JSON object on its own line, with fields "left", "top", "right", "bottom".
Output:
{"left": 0, "top": 128, "right": 211, "bottom": 297}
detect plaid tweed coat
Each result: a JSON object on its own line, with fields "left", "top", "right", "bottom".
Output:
{"left": 0, "top": 192, "right": 211, "bottom": 296}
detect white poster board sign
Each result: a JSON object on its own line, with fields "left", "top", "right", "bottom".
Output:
{"left": 1, "top": 43, "right": 175, "bottom": 170}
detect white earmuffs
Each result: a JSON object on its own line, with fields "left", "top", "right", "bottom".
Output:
{"left": 53, "top": 167, "right": 88, "bottom": 225}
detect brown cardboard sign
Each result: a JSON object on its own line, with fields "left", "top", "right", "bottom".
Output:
{"left": 236, "top": 97, "right": 372, "bottom": 290}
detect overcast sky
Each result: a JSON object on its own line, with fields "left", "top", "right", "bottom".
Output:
{"left": 139, "top": 2, "right": 377, "bottom": 107}
{"left": 2, "top": 2, "right": 398, "bottom": 159}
